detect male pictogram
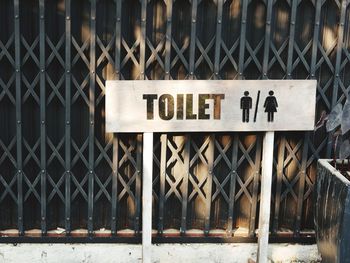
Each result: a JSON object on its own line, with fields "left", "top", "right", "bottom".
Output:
{"left": 263, "top": 90, "right": 278, "bottom": 122}
{"left": 240, "top": 91, "right": 252, "bottom": 122}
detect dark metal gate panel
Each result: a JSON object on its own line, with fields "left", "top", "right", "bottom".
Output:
{"left": 0, "top": 0, "right": 348, "bottom": 240}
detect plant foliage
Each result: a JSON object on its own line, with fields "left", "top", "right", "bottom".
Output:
{"left": 316, "top": 100, "right": 350, "bottom": 160}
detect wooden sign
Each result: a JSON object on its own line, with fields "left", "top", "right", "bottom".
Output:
{"left": 106, "top": 80, "right": 316, "bottom": 133}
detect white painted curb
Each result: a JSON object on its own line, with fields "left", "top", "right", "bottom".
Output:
{"left": 0, "top": 243, "right": 320, "bottom": 263}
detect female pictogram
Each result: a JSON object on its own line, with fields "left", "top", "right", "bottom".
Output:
{"left": 263, "top": 90, "right": 278, "bottom": 122}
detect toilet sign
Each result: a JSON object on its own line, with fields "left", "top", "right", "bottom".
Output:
{"left": 105, "top": 79, "right": 316, "bottom": 263}
{"left": 105, "top": 80, "right": 316, "bottom": 133}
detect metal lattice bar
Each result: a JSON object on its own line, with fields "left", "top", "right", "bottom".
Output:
{"left": 181, "top": 135, "right": 190, "bottom": 234}
{"left": 335, "top": 0, "right": 350, "bottom": 105}
{"left": 140, "top": 0, "right": 147, "bottom": 80}
{"left": 135, "top": 0, "right": 147, "bottom": 234}
{"left": 249, "top": 135, "right": 262, "bottom": 237}
{"left": 158, "top": 134, "right": 167, "bottom": 234}
{"left": 135, "top": 135, "right": 142, "bottom": 234}
{"left": 88, "top": 0, "right": 96, "bottom": 235}
{"left": 214, "top": 0, "right": 223, "bottom": 80}
{"left": 227, "top": 134, "right": 239, "bottom": 236}
{"left": 204, "top": 135, "right": 214, "bottom": 235}
{"left": 111, "top": 134, "right": 118, "bottom": 235}
{"left": 262, "top": 0, "right": 273, "bottom": 79}
{"left": 39, "top": 0, "right": 47, "bottom": 235}
{"left": 164, "top": 0, "right": 173, "bottom": 80}
{"left": 189, "top": 0, "right": 198, "bottom": 79}
{"left": 311, "top": 1, "right": 322, "bottom": 80}
{"left": 64, "top": 0, "right": 72, "bottom": 235}
{"left": 14, "top": 0, "right": 23, "bottom": 236}
{"left": 111, "top": 0, "right": 122, "bottom": 235}
{"left": 238, "top": 0, "right": 249, "bottom": 79}
{"left": 295, "top": 133, "right": 309, "bottom": 236}
{"left": 272, "top": 136, "right": 285, "bottom": 234}
{"left": 332, "top": 0, "right": 348, "bottom": 105}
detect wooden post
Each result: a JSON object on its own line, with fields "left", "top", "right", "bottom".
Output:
{"left": 257, "top": 131, "right": 275, "bottom": 263}
{"left": 142, "top": 132, "right": 153, "bottom": 263}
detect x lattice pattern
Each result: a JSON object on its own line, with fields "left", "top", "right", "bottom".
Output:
{"left": 0, "top": 0, "right": 348, "bottom": 239}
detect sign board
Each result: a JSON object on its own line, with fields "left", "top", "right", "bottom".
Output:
{"left": 106, "top": 80, "right": 316, "bottom": 133}
{"left": 105, "top": 79, "right": 317, "bottom": 263}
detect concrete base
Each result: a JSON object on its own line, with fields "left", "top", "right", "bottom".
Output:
{"left": 0, "top": 243, "right": 320, "bottom": 263}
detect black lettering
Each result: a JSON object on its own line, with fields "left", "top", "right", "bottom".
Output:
{"left": 159, "top": 94, "right": 174, "bottom": 120}
{"left": 198, "top": 94, "right": 210, "bottom": 119}
{"left": 186, "top": 94, "right": 197, "bottom": 119}
{"left": 143, "top": 94, "right": 158, "bottom": 119}
{"left": 177, "top": 94, "right": 184, "bottom": 120}
{"left": 211, "top": 94, "right": 225, "bottom": 119}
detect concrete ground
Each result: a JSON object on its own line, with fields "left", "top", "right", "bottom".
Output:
{"left": 0, "top": 243, "right": 320, "bottom": 263}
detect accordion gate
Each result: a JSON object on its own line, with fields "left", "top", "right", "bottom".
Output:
{"left": 0, "top": 0, "right": 348, "bottom": 240}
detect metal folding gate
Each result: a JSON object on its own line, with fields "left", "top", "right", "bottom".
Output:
{"left": 0, "top": 0, "right": 348, "bottom": 241}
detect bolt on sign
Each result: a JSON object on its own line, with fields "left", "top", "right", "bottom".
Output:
{"left": 105, "top": 80, "right": 317, "bottom": 133}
